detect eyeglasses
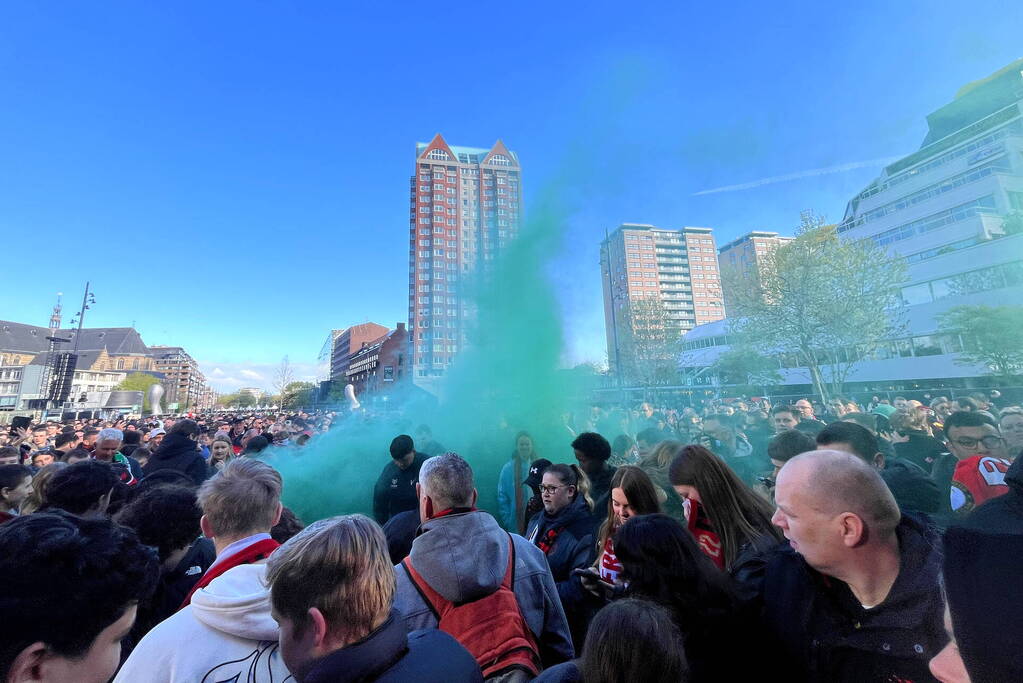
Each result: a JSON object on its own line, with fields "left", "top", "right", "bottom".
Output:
{"left": 951, "top": 436, "right": 1004, "bottom": 450}
{"left": 540, "top": 484, "right": 567, "bottom": 494}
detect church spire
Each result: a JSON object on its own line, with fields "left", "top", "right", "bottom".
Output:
{"left": 49, "top": 292, "right": 63, "bottom": 330}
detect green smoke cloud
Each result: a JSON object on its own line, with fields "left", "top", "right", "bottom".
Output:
{"left": 264, "top": 186, "right": 588, "bottom": 523}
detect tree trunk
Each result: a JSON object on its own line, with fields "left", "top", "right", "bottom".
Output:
{"left": 808, "top": 362, "right": 829, "bottom": 404}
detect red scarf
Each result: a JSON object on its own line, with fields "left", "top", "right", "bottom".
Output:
{"left": 599, "top": 535, "right": 622, "bottom": 583}
{"left": 179, "top": 537, "right": 280, "bottom": 608}
{"left": 536, "top": 525, "right": 565, "bottom": 554}
{"left": 685, "top": 499, "right": 724, "bottom": 570}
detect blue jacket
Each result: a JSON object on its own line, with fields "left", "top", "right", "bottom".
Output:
{"left": 497, "top": 456, "right": 533, "bottom": 532}
{"left": 304, "top": 610, "right": 481, "bottom": 682}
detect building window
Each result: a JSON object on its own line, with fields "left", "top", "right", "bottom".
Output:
{"left": 426, "top": 149, "right": 450, "bottom": 160}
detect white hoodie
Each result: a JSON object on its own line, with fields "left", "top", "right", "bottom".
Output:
{"left": 115, "top": 563, "right": 293, "bottom": 682}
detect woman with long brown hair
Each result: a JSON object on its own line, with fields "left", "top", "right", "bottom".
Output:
{"left": 568, "top": 465, "right": 662, "bottom": 650}
{"left": 668, "top": 444, "right": 782, "bottom": 573}
{"left": 591, "top": 465, "right": 662, "bottom": 585}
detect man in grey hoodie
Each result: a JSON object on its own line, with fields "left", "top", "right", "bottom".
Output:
{"left": 393, "top": 452, "right": 575, "bottom": 673}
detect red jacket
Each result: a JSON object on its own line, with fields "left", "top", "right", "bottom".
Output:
{"left": 951, "top": 455, "right": 1011, "bottom": 514}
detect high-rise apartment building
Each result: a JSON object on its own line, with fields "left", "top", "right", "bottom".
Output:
{"left": 150, "top": 346, "right": 205, "bottom": 409}
{"left": 717, "top": 230, "right": 793, "bottom": 276}
{"left": 408, "top": 134, "right": 522, "bottom": 386}
{"left": 600, "top": 224, "right": 724, "bottom": 374}
{"left": 717, "top": 230, "right": 794, "bottom": 310}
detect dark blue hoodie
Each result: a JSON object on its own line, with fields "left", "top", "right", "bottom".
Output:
{"left": 304, "top": 610, "right": 481, "bottom": 683}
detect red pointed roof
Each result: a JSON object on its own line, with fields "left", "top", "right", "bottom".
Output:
{"left": 417, "top": 133, "right": 458, "bottom": 162}
{"left": 482, "top": 139, "right": 518, "bottom": 166}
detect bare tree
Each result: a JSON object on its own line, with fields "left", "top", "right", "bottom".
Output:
{"left": 273, "top": 356, "right": 295, "bottom": 409}
{"left": 619, "top": 296, "right": 679, "bottom": 391}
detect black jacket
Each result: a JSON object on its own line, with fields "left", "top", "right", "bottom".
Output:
{"left": 142, "top": 433, "right": 210, "bottom": 486}
{"left": 525, "top": 496, "right": 597, "bottom": 599}
{"left": 123, "top": 537, "right": 216, "bottom": 660}
{"left": 942, "top": 527, "right": 1023, "bottom": 683}
{"left": 962, "top": 456, "right": 1022, "bottom": 534}
{"left": 373, "top": 453, "right": 428, "bottom": 524}
{"left": 895, "top": 431, "right": 947, "bottom": 472}
{"left": 586, "top": 465, "right": 616, "bottom": 521}
{"left": 383, "top": 509, "right": 421, "bottom": 564}
{"left": 882, "top": 457, "right": 944, "bottom": 516}
{"left": 741, "top": 514, "right": 946, "bottom": 683}
{"left": 304, "top": 610, "right": 482, "bottom": 683}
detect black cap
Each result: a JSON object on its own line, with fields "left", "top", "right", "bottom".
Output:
{"left": 523, "top": 458, "right": 552, "bottom": 489}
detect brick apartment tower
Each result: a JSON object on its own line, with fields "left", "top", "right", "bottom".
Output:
{"left": 717, "top": 230, "right": 794, "bottom": 312}
{"left": 408, "top": 134, "right": 522, "bottom": 387}
{"left": 600, "top": 224, "right": 725, "bottom": 377}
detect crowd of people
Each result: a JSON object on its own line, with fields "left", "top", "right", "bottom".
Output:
{"left": 0, "top": 389, "right": 1020, "bottom": 682}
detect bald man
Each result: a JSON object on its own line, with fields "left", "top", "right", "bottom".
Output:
{"left": 740, "top": 450, "right": 945, "bottom": 683}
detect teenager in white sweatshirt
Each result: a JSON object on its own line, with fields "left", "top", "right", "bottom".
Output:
{"left": 115, "top": 562, "right": 292, "bottom": 682}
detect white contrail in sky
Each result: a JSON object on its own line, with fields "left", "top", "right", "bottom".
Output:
{"left": 692, "top": 157, "right": 902, "bottom": 196}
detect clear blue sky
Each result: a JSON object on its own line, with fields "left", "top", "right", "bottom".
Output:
{"left": 1, "top": 1, "right": 1019, "bottom": 391}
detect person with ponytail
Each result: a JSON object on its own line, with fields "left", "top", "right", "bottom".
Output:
{"left": 525, "top": 463, "right": 597, "bottom": 604}
{"left": 668, "top": 444, "right": 782, "bottom": 574}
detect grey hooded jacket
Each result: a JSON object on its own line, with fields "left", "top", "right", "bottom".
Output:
{"left": 393, "top": 509, "right": 575, "bottom": 667}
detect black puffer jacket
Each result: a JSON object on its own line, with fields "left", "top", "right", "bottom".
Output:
{"left": 739, "top": 514, "right": 946, "bottom": 682}
{"left": 142, "top": 433, "right": 210, "bottom": 486}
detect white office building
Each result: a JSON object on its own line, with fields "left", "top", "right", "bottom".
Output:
{"left": 681, "top": 58, "right": 1023, "bottom": 395}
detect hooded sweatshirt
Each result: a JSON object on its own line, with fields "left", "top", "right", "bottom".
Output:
{"left": 143, "top": 432, "right": 210, "bottom": 486}
{"left": 393, "top": 509, "right": 575, "bottom": 667}
{"left": 115, "top": 563, "right": 291, "bottom": 683}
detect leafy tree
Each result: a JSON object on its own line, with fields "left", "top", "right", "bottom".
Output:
{"left": 618, "top": 296, "right": 680, "bottom": 389}
{"left": 234, "top": 393, "right": 256, "bottom": 408}
{"left": 937, "top": 305, "right": 1023, "bottom": 379}
{"left": 710, "top": 346, "right": 782, "bottom": 387}
{"left": 115, "top": 372, "right": 161, "bottom": 393}
{"left": 114, "top": 372, "right": 163, "bottom": 411}
{"left": 725, "top": 212, "right": 907, "bottom": 403}
{"left": 216, "top": 392, "right": 255, "bottom": 408}
{"left": 281, "top": 381, "right": 317, "bottom": 408}
{"left": 216, "top": 392, "right": 239, "bottom": 406}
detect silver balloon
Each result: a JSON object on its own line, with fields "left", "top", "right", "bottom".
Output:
{"left": 344, "top": 383, "right": 361, "bottom": 410}
{"left": 146, "top": 383, "right": 165, "bottom": 415}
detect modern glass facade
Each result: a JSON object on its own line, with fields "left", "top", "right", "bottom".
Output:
{"left": 680, "top": 58, "right": 1023, "bottom": 390}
